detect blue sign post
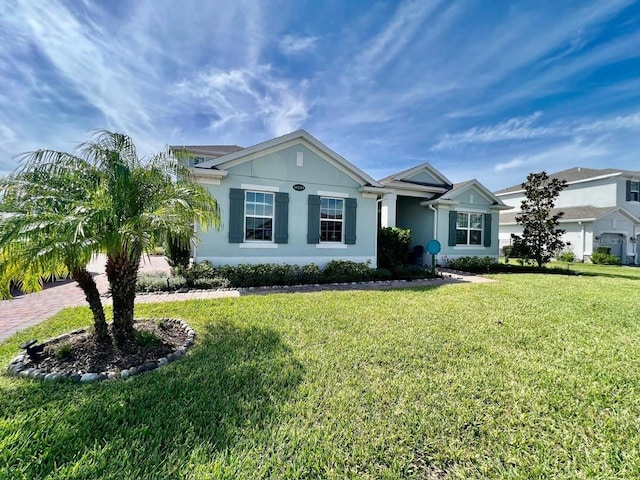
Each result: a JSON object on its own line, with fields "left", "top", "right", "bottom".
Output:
{"left": 426, "top": 239, "right": 441, "bottom": 276}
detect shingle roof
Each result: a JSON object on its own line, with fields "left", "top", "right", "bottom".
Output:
{"left": 494, "top": 167, "right": 640, "bottom": 195}
{"left": 499, "top": 205, "right": 615, "bottom": 224}
{"left": 169, "top": 145, "right": 244, "bottom": 158}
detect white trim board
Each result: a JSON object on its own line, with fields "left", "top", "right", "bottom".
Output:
{"left": 241, "top": 184, "right": 280, "bottom": 192}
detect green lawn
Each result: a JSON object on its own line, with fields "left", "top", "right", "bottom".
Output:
{"left": 2, "top": 271, "right": 640, "bottom": 478}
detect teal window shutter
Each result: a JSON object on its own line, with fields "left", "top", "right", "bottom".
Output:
{"left": 448, "top": 211, "right": 457, "bottom": 246}
{"left": 307, "top": 195, "right": 321, "bottom": 244}
{"left": 484, "top": 213, "right": 492, "bottom": 247}
{"left": 626, "top": 180, "right": 632, "bottom": 201}
{"left": 229, "top": 188, "right": 245, "bottom": 243}
{"left": 344, "top": 198, "right": 357, "bottom": 245}
{"left": 274, "top": 192, "right": 289, "bottom": 244}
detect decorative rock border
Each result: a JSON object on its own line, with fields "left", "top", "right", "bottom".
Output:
{"left": 132, "top": 275, "right": 447, "bottom": 297}
{"left": 7, "top": 318, "right": 195, "bottom": 383}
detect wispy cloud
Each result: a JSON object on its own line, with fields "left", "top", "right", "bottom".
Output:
{"left": 435, "top": 111, "right": 640, "bottom": 150}
{"left": 279, "top": 35, "right": 318, "bottom": 54}
{"left": 0, "top": 0, "right": 639, "bottom": 192}
{"left": 177, "top": 65, "right": 310, "bottom": 137}
{"left": 354, "top": 0, "right": 444, "bottom": 77}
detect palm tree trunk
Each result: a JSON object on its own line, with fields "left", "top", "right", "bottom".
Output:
{"left": 106, "top": 253, "right": 140, "bottom": 348}
{"left": 71, "top": 267, "right": 110, "bottom": 344}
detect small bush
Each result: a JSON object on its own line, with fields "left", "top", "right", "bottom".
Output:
{"left": 192, "top": 277, "right": 231, "bottom": 289}
{"left": 377, "top": 227, "right": 412, "bottom": 269}
{"left": 392, "top": 265, "right": 431, "bottom": 280}
{"left": 591, "top": 252, "right": 621, "bottom": 265}
{"left": 136, "top": 271, "right": 186, "bottom": 292}
{"left": 370, "top": 268, "right": 393, "bottom": 281}
{"left": 136, "top": 330, "right": 160, "bottom": 349}
{"left": 448, "top": 256, "right": 578, "bottom": 275}
{"left": 300, "top": 263, "right": 322, "bottom": 284}
{"left": 559, "top": 249, "right": 576, "bottom": 263}
{"left": 449, "top": 256, "right": 497, "bottom": 272}
{"left": 501, "top": 245, "right": 513, "bottom": 258}
{"left": 54, "top": 343, "right": 72, "bottom": 359}
{"left": 323, "top": 260, "right": 372, "bottom": 283}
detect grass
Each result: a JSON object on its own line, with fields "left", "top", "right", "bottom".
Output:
{"left": 2, "top": 271, "right": 640, "bottom": 478}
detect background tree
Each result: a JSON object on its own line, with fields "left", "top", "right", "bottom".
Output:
{"left": 511, "top": 171, "right": 567, "bottom": 267}
{"left": 0, "top": 130, "right": 221, "bottom": 348}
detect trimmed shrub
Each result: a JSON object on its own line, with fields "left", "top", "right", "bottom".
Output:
{"left": 591, "top": 252, "right": 621, "bottom": 265}
{"left": 449, "top": 256, "right": 497, "bottom": 272}
{"left": 377, "top": 227, "right": 412, "bottom": 269}
{"left": 300, "top": 263, "right": 322, "bottom": 284}
{"left": 136, "top": 271, "right": 187, "bottom": 292}
{"left": 323, "top": 260, "right": 372, "bottom": 283}
{"left": 559, "top": 249, "right": 576, "bottom": 263}
{"left": 370, "top": 268, "right": 393, "bottom": 281}
{"left": 152, "top": 259, "right": 438, "bottom": 293}
{"left": 392, "top": 265, "right": 431, "bottom": 280}
{"left": 192, "top": 277, "right": 231, "bottom": 289}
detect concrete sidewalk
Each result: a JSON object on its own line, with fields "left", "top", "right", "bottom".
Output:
{"left": 0, "top": 259, "right": 492, "bottom": 341}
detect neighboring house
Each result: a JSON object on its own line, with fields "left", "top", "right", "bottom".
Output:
{"left": 495, "top": 167, "right": 640, "bottom": 264}
{"left": 379, "top": 163, "right": 511, "bottom": 265}
{"left": 171, "top": 130, "right": 389, "bottom": 268}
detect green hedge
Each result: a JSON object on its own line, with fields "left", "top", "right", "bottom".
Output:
{"left": 138, "top": 260, "right": 436, "bottom": 293}
{"left": 448, "top": 256, "right": 578, "bottom": 275}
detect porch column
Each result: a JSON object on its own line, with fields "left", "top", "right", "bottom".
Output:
{"left": 381, "top": 192, "right": 397, "bottom": 228}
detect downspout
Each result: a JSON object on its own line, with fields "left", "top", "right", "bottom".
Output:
{"left": 428, "top": 204, "right": 438, "bottom": 239}
{"left": 376, "top": 198, "right": 383, "bottom": 268}
{"left": 580, "top": 222, "right": 585, "bottom": 262}
{"left": 429, "top": 204, "right": 438, "bottom": 267}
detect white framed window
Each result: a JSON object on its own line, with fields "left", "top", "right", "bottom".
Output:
{"left": 456, "top": 212, "right": 483, "bottom": 245}
{"left": 189, "top": 156, "right": 206, "bottom": 166}
{"left": 245, "top": 191, "right": 274, "bottom": 241}
{"left": 320, "top": 197, "right": 344, "bottom": 243}
{"left": 630, "top": 181, "right": 639, "bottom": 202}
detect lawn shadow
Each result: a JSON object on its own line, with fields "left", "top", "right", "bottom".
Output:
{"left": 0, "top": 321, "right": 304, "bottom": 478}
{"left": 577, "top": 271, "right": 640, "bottom": 281}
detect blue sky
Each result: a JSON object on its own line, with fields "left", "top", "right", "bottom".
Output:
{"left": 1, "top": 0, "right": 639, "bottom": 190}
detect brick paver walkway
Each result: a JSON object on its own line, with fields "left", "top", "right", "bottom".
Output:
{"left": 0, "top": 258, "right": 492, "bottom": 341}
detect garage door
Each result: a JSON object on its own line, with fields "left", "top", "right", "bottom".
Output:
{"left": 598, "top": 233, "right": 623, "bottom": 259}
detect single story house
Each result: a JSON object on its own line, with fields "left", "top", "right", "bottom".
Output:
{"left": 173, "top": 130, "right": 509, "bottom": 268}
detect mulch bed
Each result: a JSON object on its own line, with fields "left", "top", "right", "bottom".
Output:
{"left": 21, "top": 320, "right": 187, "bottom": 376}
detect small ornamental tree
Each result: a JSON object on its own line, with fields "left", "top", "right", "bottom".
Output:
{"left": 511, "top": 171, "right": 567, "bottom": 267}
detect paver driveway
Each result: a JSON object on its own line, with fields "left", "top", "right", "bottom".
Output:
{"left": 0, "top": 255, "right": 169, "bottom": 340}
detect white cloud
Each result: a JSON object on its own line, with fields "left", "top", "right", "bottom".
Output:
{"left": 279, "top": 35, "right": 318, "bottom": 54}
{"left": 178, "top": 65, "right": 310, "bottom": 137}
{"left": 494, "top": 158, "right": 528, "bottom": 172}
{"left": 435, "top": 111, "right": 640, "bottom": 151}
{"left": 354, "top": 0, "right": 444, "bottom": 76}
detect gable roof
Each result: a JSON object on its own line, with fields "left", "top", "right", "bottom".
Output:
{"left": 495, "top": 167, "right": 640, "bottom": 195}
{"left": 440, "top": 179, "right": 508, "bottom": 205}
{"left": 421, "top": 178, "right": 510, "bottom": 209}
{"left": 379, "top": 162, "right": 452, "bottom": 187}
{"left": 499, "top": 205, "right": 640, "bottom": 224}
{"left": 185, "top": 130, "right": 383, "bottom": 188}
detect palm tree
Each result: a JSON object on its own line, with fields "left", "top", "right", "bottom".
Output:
{"left": 0, "top": 130, "right": 221, "bottom": 347}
